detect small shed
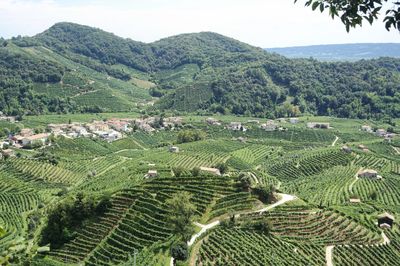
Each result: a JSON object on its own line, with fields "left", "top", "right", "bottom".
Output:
{"left": 349, "top": 198, "right": 361, "bottom": 203}
{"left": 169, "top": 146, "right": 180, "bottom": 153}
{"left": 200, "top": 167, "right": 221, "bottom": 176}
{"left": 378, "top": 212, "right": 395, "bottom": 229}
{"left": 358, "top": 169, "right": 382, "bottom": 179}
{"left": 341, "top": 145, "right": 352, "bottom": 153}
{"left": 147, "top": 170, "right": 158, "bottom": 178}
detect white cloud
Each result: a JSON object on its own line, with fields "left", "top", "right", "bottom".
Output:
{"left": 0, "top": 0, "right": 398, "bottom": 47}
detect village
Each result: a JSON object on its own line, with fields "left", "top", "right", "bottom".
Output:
{"left": 0, "top": 116, "right": 183, "bottom": 152}
{"left": 0, "top": 113, "right": 396, "bottom": 156}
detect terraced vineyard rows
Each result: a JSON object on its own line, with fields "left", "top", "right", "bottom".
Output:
{"left": 333, "top": 231, "right": 400, "bottom": 266}
{"left": 9, "top": 158, "right": 84, "bottom": 185}
{"left": 0, "top": 213, "right": 26, "bottom": 251}
{"left": 266, "top": 149, "right": 353, "bottom": 181}
{"left": 284, "top": 166, "right": 358, "bottom": 206}
{"left": 352, "top": 173, "right": 400, "bottom": 210}
{"left": 196, "top": 227, "right": 326, "bottom": 265}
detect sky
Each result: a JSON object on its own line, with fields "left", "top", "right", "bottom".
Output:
{"left": 0, "top": 0, "right": 399, "bottom": 48}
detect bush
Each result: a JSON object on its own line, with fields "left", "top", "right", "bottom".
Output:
{"left": 171, "top": 242, "right": 188, "bottom": 262}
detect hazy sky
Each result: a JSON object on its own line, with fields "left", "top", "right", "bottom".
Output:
{"left": 0, "top": 0, "right": 399, "bottom": 48}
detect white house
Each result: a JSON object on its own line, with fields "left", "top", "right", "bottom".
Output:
{"left": 228, "top": 122, "right": 242, "bottom": 131}
{"left": 22, "top": 133, "right": 49, "bottom": 146}
{"left": 147, "top": 170, "right": 158, "bottom": 178}
{"left": 376, "top": 129, "right": 387, "bottom": 137}
{"left": 169, "top": 146, "right": 180, "bottom": 153}
{"left": 200, "top": 167, "right": 221, "bottom": 176}
{"left": 361, "top": 125, "right": 372, "bottom": 132}
{"left": 261, "top": 120, "right": 277, "bottom": 131}
{"left": 289, "top": 118, "right": 299, "bottom": 124}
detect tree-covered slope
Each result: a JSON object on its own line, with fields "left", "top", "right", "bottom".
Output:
{"left": 1, "top": 22, "right": 400, "bottom": 119}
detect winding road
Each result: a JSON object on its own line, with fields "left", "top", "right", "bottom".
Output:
{"left": 170, "top": 193, "right": 297, "bottom": 265}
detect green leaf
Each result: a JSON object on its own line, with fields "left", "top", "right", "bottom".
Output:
{"left": 320, "top": 3, "right": 325, "bottom": 13}
{"left": 312, "top": 1, "right": 320, "bottom": 11}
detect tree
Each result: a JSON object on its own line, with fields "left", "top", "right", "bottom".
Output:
{"left": 252, "top": 184, "right": 276, "bottom": 204}
{"left": 173, "top": 166, "right": 184, "bottom": 177}
{"left": 239, "top": 173, "right": 252, "bottom": 192}
{"left": 295, "top": 0, "right": 400, "bottom": 32}
{"left": 191, "top": 167, "right": 200, "bottom": 177}
{"left": 166, "top": 192, "right": 197, "bottom": 241}
{"left": 215, "top": 162, "right": 228, "bottom": 175}
{"left": 171, "top": 242, "right": 189, "bottom": 263}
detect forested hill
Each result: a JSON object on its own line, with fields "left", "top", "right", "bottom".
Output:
{"left": 0, "top": 22, "right": 399, "bottom": 119}
{"left": 267, "top": 43, "right": 400, "bottom": 61}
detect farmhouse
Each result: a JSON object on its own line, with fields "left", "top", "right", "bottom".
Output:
{"left": 169, "top": 146, "right": 180, "bottom": 153}
{"left": 71, "top": 125, "right": 90, "bottom": 137}
{"left": 22, "top": 133, "right": 49, "bottom": 147}
{"left": 228, "top": 122, "right": 243, "bottom": 131}
{"left": 147, "top": 170, "right": 158, "bottom": 178}
{"left": 163, "top": 116, "right": 183, "bottom": 128}
{"left": 260, "top": 120, "right": 277, "bottom": 131}
{"left": 378, "top": 212, "right": 395, "bottom": 229}
{"left": 200, "top": 167, "right": 221, "bottom": 176}
{"left": 289, "top": 118, "right": 299, "bottom": 124}
{"left": 361, "top": 125, "right": 372, "bottom": 132}
{"left": 358, "top": 169, "right": 382, "bottom": 179}
{"left": 341, "top": 145, "right": 352, "bottom": 153}
{"left": 307, "top": 122, "right": 330, "bottom": 129}
{"left": 206, "top": 117, "right": 221, "bottom": 126}
{"left": 87, "top": 121, "right": 109, "bottom": 132}
{"left": 376, "top": 128, "right": 386, "bottom": 137}
{"left": 107, "top": 120, "right": 130, "bottom": 132}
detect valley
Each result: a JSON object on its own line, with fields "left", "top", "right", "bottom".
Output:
{"left": 0, "top": 114, "right": 399, "bottom": 265}
{"left": 0, "top": 21, "right": 399, "bottom": 266}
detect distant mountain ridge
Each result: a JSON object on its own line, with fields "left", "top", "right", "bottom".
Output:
{"left": 266, "top": 43, "right": 400, "bottom": 61}
{"left": 0, "top": 22, "right": 399, "bottom": 119}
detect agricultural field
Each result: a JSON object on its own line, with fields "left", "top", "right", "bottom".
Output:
{"left": 0, "top": 115, "right": 399, "bottom": 265}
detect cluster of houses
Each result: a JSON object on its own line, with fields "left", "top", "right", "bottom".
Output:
{"left": 206, "top": 117, "right": 329, "bottom": 132}
{"left": 307, "top": 122, "right": 331, "bottom": 129}
{"left": 361, "top": 125, "right": 396, "bottom": 141}
{"left": 134, "top": 116, "right": 183, "bottom": 132}
{"left": 1, "top": 116, "right": 186, "bottom": 150}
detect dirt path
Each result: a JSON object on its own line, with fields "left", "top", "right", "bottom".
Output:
{"left": 331, "top": 136, "right": 339, "bottom": 147}
{"left": 349, "top": 168, "right": 361, "bottom": 194}
{"left": 392, "top": 146, "right": 400, "bottom": 155}
{"left": 184, "top": 193, "right": 297, "bottom": 265}
{"left": 187, "top": 221, "right": 220, "bottom": 247}
{"left": 326, "top": 246, "right": 334, "bottom": 266}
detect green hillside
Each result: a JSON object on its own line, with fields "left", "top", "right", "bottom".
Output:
{"left": 1, "top": 22, "right": 399, "bottom": 119}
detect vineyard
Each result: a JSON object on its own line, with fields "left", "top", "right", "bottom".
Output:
{"left": 0, "top": 116, "right": 399, "bottom": 265}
